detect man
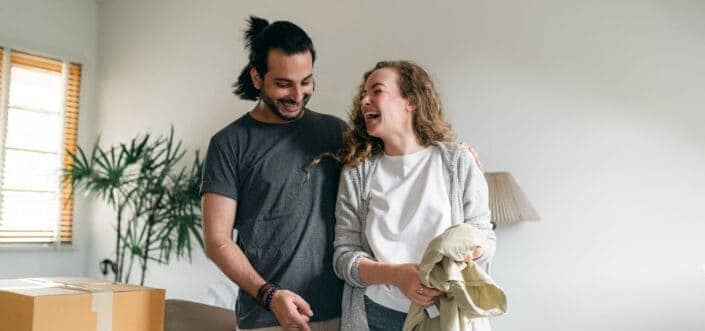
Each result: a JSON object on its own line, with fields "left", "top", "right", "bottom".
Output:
{"left": 201, "top": 16, "right": 346, "bottom": 331}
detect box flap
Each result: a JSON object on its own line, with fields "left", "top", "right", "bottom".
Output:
{"left": 0, "top": 277, "right": 158, "bottom": 297}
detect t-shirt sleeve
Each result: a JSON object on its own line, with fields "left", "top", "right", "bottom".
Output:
{"left": 338, "top": 117, "right": 349, "bottom": 133}
{"left": 200, "top": 136, "right": 239, "bottom": 201}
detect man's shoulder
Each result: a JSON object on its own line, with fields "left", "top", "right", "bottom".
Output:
{"left": 305, "top": 109, "right": 347, "bottom": 129}
{"left": 209, "top": 112, "right": 252, "bottom": 141}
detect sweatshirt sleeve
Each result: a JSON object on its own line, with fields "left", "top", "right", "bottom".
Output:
{"left": 333, "top": 166, "right": 373, "bottom": 288}
{"left": 460, "top": 149, "right": 497, "bottom": 271}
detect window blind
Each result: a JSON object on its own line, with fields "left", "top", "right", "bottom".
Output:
{"left": 0, "top": 48, "right": 81, "bottom": 245}
{"left": 60, "top": 63, "right": 81, "bottom": 244}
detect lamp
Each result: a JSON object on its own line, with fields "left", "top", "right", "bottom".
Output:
{"left": 484, "top": 172, "right": 540, "bottom": 228}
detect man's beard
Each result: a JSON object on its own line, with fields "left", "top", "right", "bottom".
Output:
{"left": 260, "top": 93, "right": 310, "bottom": 122}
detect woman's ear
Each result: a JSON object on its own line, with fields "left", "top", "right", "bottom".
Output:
{"left": 250, "top": 67, "right": 262, "bottom": 90}
{"left": 406, "top": 101, "right": 416, "bottom": 113}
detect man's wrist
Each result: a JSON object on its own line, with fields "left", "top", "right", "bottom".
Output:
{"left": 256, "top": 282, "right": 280, "bottom": 310}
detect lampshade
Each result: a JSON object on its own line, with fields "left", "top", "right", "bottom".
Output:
{"left": 484, "top": 172, "right": 540, "bottom": 227}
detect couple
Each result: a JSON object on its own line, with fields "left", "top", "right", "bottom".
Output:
{"left": 201, "top": 16, "right": 495, "bottom": 331}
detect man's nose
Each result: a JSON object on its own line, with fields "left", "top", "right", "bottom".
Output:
{"left": 291, "top": 85, "right": 304, "bottom": 102}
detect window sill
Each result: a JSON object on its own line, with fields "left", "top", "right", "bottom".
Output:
{"left": 0, "top": 243, "right": 78, "bottom": 252}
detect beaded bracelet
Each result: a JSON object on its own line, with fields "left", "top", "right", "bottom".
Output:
{"left": 256, "top": 282, "right": 280, "bottom": 311}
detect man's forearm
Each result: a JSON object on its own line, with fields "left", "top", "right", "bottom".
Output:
{"left": 207, "top": 239, "right": 266, "bottom": 299}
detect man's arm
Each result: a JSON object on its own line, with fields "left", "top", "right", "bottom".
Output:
{"left": 202, "top": 193, "right": 313, "bottom": 330}
{"left": 202, "top": 193, "right": 264, "bottom": 299}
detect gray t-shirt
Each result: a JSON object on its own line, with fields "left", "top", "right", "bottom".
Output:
{"left": 201, "top": 109, "right": 347, "bottom": 329}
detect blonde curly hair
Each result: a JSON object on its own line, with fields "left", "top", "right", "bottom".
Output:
{"left": 306, "top": 61, "right": 454, "bottom": 177}
{"left": 338, "top": 60, "right": 454, "bottom": 167}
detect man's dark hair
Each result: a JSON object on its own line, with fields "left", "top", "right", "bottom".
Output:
{"left": 233, "top": 16, "right": 316, "bottom": 100}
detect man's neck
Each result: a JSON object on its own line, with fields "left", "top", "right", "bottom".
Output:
{"left": 249, "top": 101, "right": 300, "bottom": 124}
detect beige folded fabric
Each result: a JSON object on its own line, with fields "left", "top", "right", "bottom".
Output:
{"left": 403, "top": 224, "right": 507, "bottom": 331}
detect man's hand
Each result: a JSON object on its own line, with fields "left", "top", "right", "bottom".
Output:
{"left": 269, "top": 290, "right": 314, "bottom": 331}
{"left": 391, "top": 263, "right": 444, "bottom": 306}
{"left": 459, "top": 142, "right": 484, "bottom": 170}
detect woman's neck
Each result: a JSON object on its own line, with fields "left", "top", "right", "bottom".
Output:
{"left": 382, "top": 133, "right": 424, "bottom": 156}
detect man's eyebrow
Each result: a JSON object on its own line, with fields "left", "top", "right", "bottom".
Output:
{"left": 274, "top": 74, "right": 313, "bottom": 83}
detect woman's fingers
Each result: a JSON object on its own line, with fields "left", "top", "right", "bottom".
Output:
{"left": 415, "top": 284, "right": 443, "bottom": 297}
{"left": 410, "top": 285, "right": 443, "bottom": 306}
{"left": 464, "top": 246, "right": 484, "bottom": 262}
{"left": 422, "top": 287, "right": 444, "bottom": 297}
{"left": 473, "top": 246, "right": 484, "bottom": 260}
{"left": 412, "top": 293, "right": 434, "bottom": 306}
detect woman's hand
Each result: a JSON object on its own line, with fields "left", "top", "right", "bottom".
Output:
{"left": 464, "top": 245, "right": 484, "bottom": 262}
{"left": 391, "top": 263, "right": 443, "bottom": 306}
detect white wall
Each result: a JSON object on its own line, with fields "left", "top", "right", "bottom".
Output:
{"left": 0, "top": 0, "right": 97, "bottom": 278}
{"left": 91, "top": 0, "right": 705, "bottom": 330}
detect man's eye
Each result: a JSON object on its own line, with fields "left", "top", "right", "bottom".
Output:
{"left": 276, "top": 83, "right": 289, "bottom": 88}
{"left": 302, "top": 80, "right": 313, "bottom": 86}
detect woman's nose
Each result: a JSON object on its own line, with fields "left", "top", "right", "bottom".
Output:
{"left": 361, "top": 94, "right": 370, "bottom": 106}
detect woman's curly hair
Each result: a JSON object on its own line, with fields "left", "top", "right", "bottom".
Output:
{"left": 338, "top": 60, "right": 454, "bottom": 167}
{"left": 306, "top": 60, "right": 454, "bottom": 177}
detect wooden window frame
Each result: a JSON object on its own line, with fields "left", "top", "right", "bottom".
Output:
{"left": 0, "top": 46, "right": 82, "bottom": 246}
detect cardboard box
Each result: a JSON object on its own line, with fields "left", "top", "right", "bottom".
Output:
{"left": 0, "top": 277, "right": 165, "bottom": 331}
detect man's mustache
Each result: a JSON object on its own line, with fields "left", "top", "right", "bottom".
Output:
{"left": 279, "top": 96, "right": 310, "bottom": 105}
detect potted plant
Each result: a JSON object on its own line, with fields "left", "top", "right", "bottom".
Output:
{"left": 65, "top": 127, "right": 204, "bottom": 285}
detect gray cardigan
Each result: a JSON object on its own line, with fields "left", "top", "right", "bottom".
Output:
{"left": 333, "top": 141, "right": 496, "bottom": 331}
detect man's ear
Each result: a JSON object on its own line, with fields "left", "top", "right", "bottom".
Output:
{"left": 250, "top": 67, "right": 262, "bottom": 90}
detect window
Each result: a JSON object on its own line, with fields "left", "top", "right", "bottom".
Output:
{"left": 0, "top": 47, "right": 81, "bottom": 245}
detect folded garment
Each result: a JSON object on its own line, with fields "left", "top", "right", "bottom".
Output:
{"left": 403, "top": 224, "right": 507, "bottom": 331}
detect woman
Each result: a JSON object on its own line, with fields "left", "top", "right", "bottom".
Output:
{"left": 333, "top": 61, "right": 496, "bottom": 331}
